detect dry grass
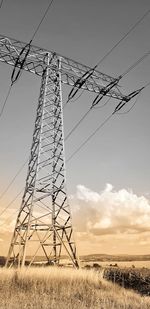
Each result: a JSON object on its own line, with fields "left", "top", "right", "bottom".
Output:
{"left": 0, "top": 267, "right": 150, "bottom": 309}
{"left": 104, "top": 267, "right": 150, "bottom": 296}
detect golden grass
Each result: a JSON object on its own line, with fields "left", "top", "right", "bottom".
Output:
{"left": 0, "top": 267, "right": 149, "bottom": 309}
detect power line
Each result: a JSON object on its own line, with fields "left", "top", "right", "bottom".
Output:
{"left": 0, "top": 0, "right": 55, "bottom": 120}
{"left": 0, "top": 188, "right": 23, "bottom": 217}
{"left": 67, "top": 7, "right": 150, "bottom": 103}
{"left": 96, "top": 7, "right": 150, "bottom": 67}
{"left": 66, "top": 45, "right": 150, "bottom": 110}
{"left": 31, "top": 0, "right": 54, "bottom": 41}
{"left": 0, "top": 209, "right": 18, "bottom": 227}
{"left": 65, "top": 98, "right": 112, "bottom": 142}
{"left": 64, "top": 54, "right": 144, "bottom": 140}
{"left": 116, "top": 93, "right": 141, "bottom": 115}
{"left": 0, "top": 108, "right": 89, "bottom": 216}
{"left": 70, "top": 89, "right": 85, "bottom": 103}
{"left": 91, "top": 77, "right": 121, "bottom": 109}
{"left": 122, "top": 50, "right": 150, "bottom": 77}
{"left": 0, "top": 85, "right": 12, "bottom": 118}
{"left": 66, "top": 43, "right": 150, "bottom": 115}
{"left": 0, "top": 1, "right": 55, "bottom": 216}
{"left": 93, "top": 97, "right": 111, "bottom": 109}
{"left": 1, "top": 3, "right": 149, "bottom": 217}
{"left": 0, "top": 158, "right": 28, "bottom": 200}
{"left": 63, "top": 89, "right": 85, "bottom": 110}
{"left": 66, "top": 85, "right": 145, "bottom": 163}
{"left": 0, "top": 89, "right": 145, "bottom": 216}
{"left": 64, "top": 55, "right": 146, "bottom": 143}
{"left": 0, "top": 98, "right": 136, "bottom": 217}
{"left": 64, "top": 58, "right": 145, "bottom": 143}
{"left": 66, "top": 113, "right": 113, "bottom": 163}
{"left": 89, "top": 50, "right": 150, "bottom": 111}
{"left": 65, "top": 79, "right": 120, "bottom": 141}
{"left": 143, "top": 80, "right": 150, "bottom": 89}
{"left": 65, "top": 109, "right": 91, "bottom": 141}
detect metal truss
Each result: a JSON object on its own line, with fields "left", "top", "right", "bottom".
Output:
{"left": 0, "top": 34, "right": 127, "bottom": 100}
{"left": 6, "top": 53, "right": 79, "bottom": 267}
{"left": 0, "top": 34, "right": 127, "bottom": 267}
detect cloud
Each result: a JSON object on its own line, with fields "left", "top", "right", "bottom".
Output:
{"left": 72, "top": 184, "right": 150, "bottom": 237}
{"left": 1, "top": 184, "right": 150, "bottom": 254}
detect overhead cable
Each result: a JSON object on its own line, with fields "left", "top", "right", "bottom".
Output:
{"left": 0, "top": 188, "right": 23, "bottom": 217}
{"left": 66, "top": 7, "right": 150, "bottom": 103}
{"left": 122, "top": 50, "right": 150, "bottom": 77}
{"left": 0, "top": 0, "right": 55, "bottom": 119}
{"left": 112, "top": 87, "right": 144, "bottom": 114}
{"left": 65, "top": 109, "right": 91, "bottom": 141}
{"left": 66, "top": 46, "right": 150, "bottom": 116}
{"left": 116, "top": 93, "right": 141, "bottom": 115}
{"left": 0, "top": 85, "right": 12, "bottom": 118}
{"left": 0, "top": 209, "right": 18, "bottom": 227}
{"left": 93, "top": 97, "right": 112, "bottom": 109}
{"left": 66, "top": 87, "right": 144, "bottom": 163}
{"left": 66, "top": 66, "right": 97, "bottom": 103}
{"left": 96, "top": 7, "right": 150, "bottom": 67}
{"left": 66, "top": 114, "right": 113, "bottom": 163}
{"left": 0, "top": 158, "right": 27, "bottom": 200}
{"left": 64, "top": 78, "right": 121, "bottom": 142}
{"left": 11, "top": 0, "right": 55, "bottom": 85}
{"left": 90, "top": 76, "right": 122, "bottom": 108}
{"left": 0, "top": 88, "right": 145, "bottom": 214}
{"left": 30, "top": 0, "right": 54, "bottom": 41}
{"left": 64, "top": 44, "right": 150, "bottom": 153}
{"left": 90, "top": 49, "right": 150, "bottom": 109}
{"left": 65, "top": 97, "right": 112, "bottom": 143}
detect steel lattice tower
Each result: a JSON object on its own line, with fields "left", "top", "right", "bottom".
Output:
{"left": 0, "top": 35, "right": 128, "bottom": 267}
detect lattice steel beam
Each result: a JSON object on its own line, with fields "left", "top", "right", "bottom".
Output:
{"left": 6, "top": 53, "right": 79, "bottom": 268}
{"left": 0, "top": 34, "right": 126, "bottom": 100}
{"left": 1, "top": 34, "right": 128, "bottom": 268}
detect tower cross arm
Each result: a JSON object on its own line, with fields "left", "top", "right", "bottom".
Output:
{"left": 0, "top": 34, "right": 125, "bottom": 100}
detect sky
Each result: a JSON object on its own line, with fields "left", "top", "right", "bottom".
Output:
{"left": 0, "top": 0, "right": 150, "bottom": 256}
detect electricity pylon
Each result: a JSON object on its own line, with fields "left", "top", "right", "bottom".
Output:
{"left": 0, "top": 35, "right": 128, "bottom": 267}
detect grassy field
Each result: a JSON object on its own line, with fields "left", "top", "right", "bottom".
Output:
{"left": 0, "top": 267, "right": 150, "bottom": 309}
{"left": 81, "top": 255, "right": 150, "bottom": 269}
{"left": 82, "top": 260, "right": 150, "bottom": 269}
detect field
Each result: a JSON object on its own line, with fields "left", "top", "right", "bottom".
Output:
{"left": 82, "top": 260, "right": 150, "bottom": 269}
{"left": 0, "top": 267, "right": 150, "bottom": 309}
{"left": 81, "top": 255, "right": 150, "bottom": 269}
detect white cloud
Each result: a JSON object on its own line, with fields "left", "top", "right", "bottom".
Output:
{"left": 77, "top": 185, "right": 100, "bottom": 202}
{"left": 72, "top": 183, "right": 150, "bottom": 236}
{"left": 1, "top": 184, "right": 150, "bottom": 247}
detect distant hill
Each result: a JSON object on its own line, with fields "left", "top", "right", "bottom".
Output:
{"left": 1, "top": 254, "right": 150, "bottom": 266}
{"left": 80, "top": 254, "right": 150, "bottom": 262}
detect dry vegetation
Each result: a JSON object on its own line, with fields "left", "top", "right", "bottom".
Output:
{"left": 104, "top": 267, "right": 150, "bottom": 296}
{"left": 0, "top": 267, "right": 150, "bottom": 309}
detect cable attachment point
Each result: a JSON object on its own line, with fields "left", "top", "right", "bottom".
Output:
{"left": 11, "top": 40, "right": 32, "bottom": 85}
{"left": 91, "top": 75, "right": 122, "bottom": 109}
{"left": 67, "top": 65, "right": 97, "bottom": 103}
{"left": 113, "top": 86, "right": 144, "bottom": 114}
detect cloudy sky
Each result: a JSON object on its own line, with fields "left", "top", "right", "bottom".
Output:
{"left": 0, "top": 0, "right": 150, "bottom": 256}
